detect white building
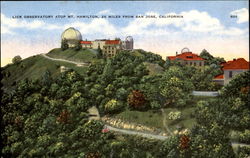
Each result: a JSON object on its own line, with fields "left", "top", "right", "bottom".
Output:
{"left": 213, "top": 58, "right": 249, "bottom": 85}
{"left": 61, "top": 27, "right": 82, "bottom": 48}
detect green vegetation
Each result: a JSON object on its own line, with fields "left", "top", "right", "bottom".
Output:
{"left": 113, "top": 96, "right": 214, "bottom": 132}
{"left": 12, "top": 55, "right": 22, "bottom": 64}
{"left": 1, "top": 47, "right": 249, "bottom": 157}
{"left": 114, "top": 108, "right": 164, "bottom": 129}
{"left": 47, "top": 48, "right": 98, "bottom": 63}
{"left": 1, "top": 55, "right": 88, "bottom": 92}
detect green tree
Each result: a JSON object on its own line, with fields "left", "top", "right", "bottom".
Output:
{"left": 160, "top": 66, "right": 193, "bottom": 107}
{"left": 61, "top": 39, "right": 69, "bottom": 50}
{"left": 127, "top": 90, "right": 146, "bottom": 109}
{"left": 104, "top": 99, "right": 124, "bottom": 113}
{"left": 97, "top": 46, "right": 103, "bottom": 59}
{"left": 12, "top": 55, "right": 22, "bottom": 64}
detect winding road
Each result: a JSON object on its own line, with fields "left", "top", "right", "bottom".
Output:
{"left": 105, "top": 125, "right": 168, "bottom": 140}
{"left": 40, "top": 53, "right": 90, "bottom": 66}
{"left": 161, "top": 108, "right": 174, "bottom": 136}
{"left": 87, "top": 106, "right": 250, "bottom": 147}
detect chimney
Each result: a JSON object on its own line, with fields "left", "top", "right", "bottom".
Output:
{"left": 233, "top": 58, "right": 236, "bottom": 61}
{"left": 176, "top": 51, "right": 178, "bottom": 56}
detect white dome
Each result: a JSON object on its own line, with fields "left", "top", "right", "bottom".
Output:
{"left": 61, "top": 27, "right": 82, "bottom": 41}
{"left": 181, "top": 47, "right": 190, "bottom": 53}
{"left": 126, "top": 36, "right": 133, "bottom": 42}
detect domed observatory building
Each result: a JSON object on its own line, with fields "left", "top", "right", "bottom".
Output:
{"left": 122, "top": 36, "right": 134, "bottom": 50}
{"left": 167, "top": 47, "right": 205, "bottom": 67}
{"left": 125, "top": 36, "right": 133, "bottom": 50}
{"left": 61, "top": 27, "right": 82, "bottom": 48}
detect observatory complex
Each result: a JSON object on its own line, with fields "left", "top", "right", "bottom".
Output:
{"left": 61, "top": 27, "right": 134, "bottom": 58}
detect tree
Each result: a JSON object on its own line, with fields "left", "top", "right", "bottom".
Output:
{"left": 200, "top": 49, "right": 225, "bottom": 66}
{"left": 12, "top": 55, "right": 22, "bottom": 64}
{"left": 61, "top": 39, "right": 69, "bottom": 50}
{"left": 41, "top": 70, "right": 52, "bottom": 87}
{"left": 74, "top": 41, "right": 82, "bottom": 51}
{"left": 127, "top": 90, "right": 146, "bottom": 109}
{"left": 104, "top": 99, "right": 124, "bottom": 113}
{"left": 160, "top": 66, "right": 193, "bottom": 107}
{"left": 97, "top": 46, "right": 103, "bottom": 59}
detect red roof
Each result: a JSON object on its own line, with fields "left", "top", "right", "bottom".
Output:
{"left": 222, "top": 58, "right": 249, "bottom": 70}
{"left": 167, "top": 52, "right": 204, "bottom": 61}
{"left": 105, "top": 40, "right": 120, "bottom": 45}
{"left": 214, "top": 74, "right": 224, "bottom": 79}
{"left": 80, "top": 41, "right": 92, "bottom": 44}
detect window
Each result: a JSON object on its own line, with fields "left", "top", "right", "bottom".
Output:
{"left": 190, "top": 62, "right": 192, "bottom": 65}
{"left": 199, "top": 62, "right": 202, "bottom": 66}
{"left": 194, "top": 62, "right": 196, "bottom": 66}
{"left": 229, "top": 71, "right": 233, "bottom": 78}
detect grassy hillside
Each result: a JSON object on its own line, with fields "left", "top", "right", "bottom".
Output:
{"left": 1, "top": 48, "right": 101, "bottom": 92}
{"left": 2, "top": 56, "right": 86, "bottom": 92}
{"left": 144, "top": 62, "right": 164, "bottom": 75}
{"left": 47, "top": 48, "right": 98, "bottom": 63}
{"left": 112, "top": 96, "right": 216, "bottom": 132}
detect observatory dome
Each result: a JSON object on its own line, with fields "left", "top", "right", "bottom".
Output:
{"left": 181, "top": 47, "right": 190, "bottom": 53}
{"left": 126, "top": 36, "right": 133, "bottom": 42}
{"left": 61, "top": 27, "right": 82, "bottom": 41}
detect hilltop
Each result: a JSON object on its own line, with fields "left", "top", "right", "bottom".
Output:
{"left": 1, "top": 48, "right": 100, "bottom": 92}
{"left": 1, "top": 48, "right": 164, "bottom": 92}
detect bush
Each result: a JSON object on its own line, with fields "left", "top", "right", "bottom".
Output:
{"left": 12, "top": 55, "right": 22, "bottom": 64}
{"left": 150, "top": 101, "right": 161, "bottom": 109}
{"left": 239, "top": 130, "right": 250, "bottom": 144}
{"left": 168, "top": 111, "right": 182, "bottom": 120}
{"left": 104, "top": 99, "right": 124, "bottom": 113}
{"left": 127, "top": 90, "right": 146, "bottom": 109}
{"left": 237, "top": 146, "right": 250, "bottom": 158}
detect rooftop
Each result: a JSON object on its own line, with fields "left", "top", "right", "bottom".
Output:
{"left": 222, "top": 58, "right": 249, "bottom": 70}
{"left": 105, "top": 40, "right": 120, "bottom": 45}
{"left": 214, "top": 74, "right": 224, "bottom": 79}
{"left": 168, "top": 52, "right": 204, "bottom": 61}
{"left": 80, "top": 41, "right": 92, "bottom": 44}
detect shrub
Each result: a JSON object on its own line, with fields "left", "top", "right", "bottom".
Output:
{"left": 168, "top": 111, "right": 182, "bottom": 120}
{"left": 12, "top": 55, "right": 22, "bottom": 64}
{"left": 104, "top": 99, "right": 124, "bottom": 113}
{"left": 127, "top": 90, "right": 146, "bottom": 109}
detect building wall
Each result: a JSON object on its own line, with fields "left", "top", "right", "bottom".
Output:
{"left": 125, "top": 41, "right": 133, "bottom": 50}
{"left": 103, "top": 44, "right": 121, "bottom": 58}
{"left": 185, "top": 60, "right": 205, "bottom": 67}
{"left": 92, "top": 41, "right": 106, "bottom": 49}
{"left": 66, "top": 40, "right": 80, "bottom": 48}
{"left": 224, "top": 69, "right": 248, "bottom": 85}
{"left": 81, "top": 44, "right": 92, "bottom": 48}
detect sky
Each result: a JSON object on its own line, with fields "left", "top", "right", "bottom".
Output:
{"left": 1, "top": 1, "right": 249, "bottom": 66}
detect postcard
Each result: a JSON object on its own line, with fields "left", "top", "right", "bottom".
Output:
{"left": 1, "top": 1, "right": 249, "bottom": 157}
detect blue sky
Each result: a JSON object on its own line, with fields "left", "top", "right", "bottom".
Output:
{"left": 1, "top": 1, "right": 249, "bottom": 66}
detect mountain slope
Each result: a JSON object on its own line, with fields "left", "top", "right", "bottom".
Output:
{"left": 1, "top": 48, "right": 99, "bottom": 92}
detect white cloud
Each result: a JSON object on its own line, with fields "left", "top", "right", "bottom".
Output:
{"left": 1, "top": 25, "right": 15, "bottom": 35}
{"left": 98, "top": 9, "right": 114, "bottom": 15}
{"left": 1, "top": 13, "right": 62, "bottom": 34}
{"left": 231, "top": 8, "right": 249, "bottom": 23}
{"left": 64, "top": 18, "right": 118, "bottom": 38}
{"left": 122, "top": 10, "right": 248, "bottom": 37}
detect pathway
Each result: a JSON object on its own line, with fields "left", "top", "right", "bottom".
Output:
{"left": 161, "top": 108, "right": 173, "bottom": 136}
{"left": 40, "top": 53, "right": 90, "bottom": 66}
{"left": 192, "top": 91, "right": 219, "bottom": 96}
{"left": 105, "top": 125, "right": 168, "bottom": 140}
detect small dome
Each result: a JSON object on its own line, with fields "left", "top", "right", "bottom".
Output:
{"left": 126, "top": 36, "right": 133, "bottom": 42}
{"left": 181, "top": 47, "right": 190, "bottom": 53}
{"left": 61, "top": 27, "right": 82, "bottom": 41}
